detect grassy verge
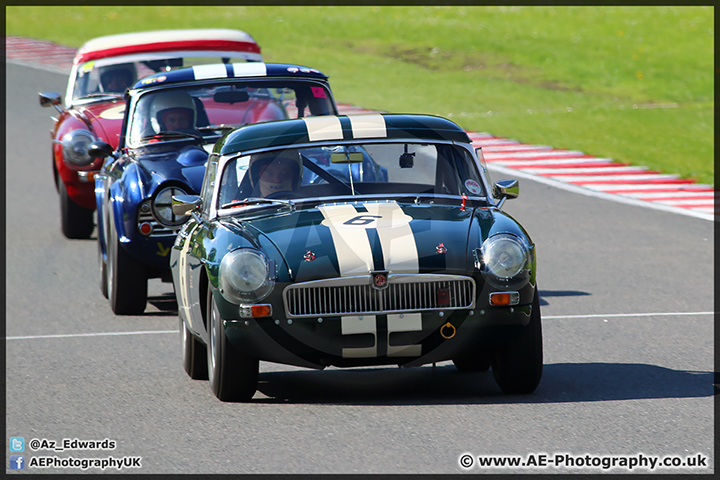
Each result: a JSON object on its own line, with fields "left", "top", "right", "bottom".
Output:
{"left": 7, "top": 5, "right": 714, "bottom": 186}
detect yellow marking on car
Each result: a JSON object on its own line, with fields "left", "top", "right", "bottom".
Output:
{"left": 156, "top": 242, "right": 171, "bottom": 257}
{"left": 98, "top": 104, "right": 125, "bottom": 120}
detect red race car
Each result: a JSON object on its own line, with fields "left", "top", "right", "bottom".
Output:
{"left": 39, "top": 29, "right": 263, "bottom": 238}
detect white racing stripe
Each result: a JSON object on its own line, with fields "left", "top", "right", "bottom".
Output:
{"left": 319, "top": 201, "right": 417, "bottom": 275}
{"left": 348, "top": 114, "right": 387, "bottom": 138}
{"left": 320, "top": 201, "right": 421, "bottom": 359}
{"left": 231, "top": 62, "right": 267, "bottom": 77}
{"left": 318, "top": 204, "right": 375, "bottom": 276}
{"left": 364, "top": 202, "right": 418, "bottom": 273}
{"left": 387, "top": 313, "right": 422, "bottom": 357}
{"left": 192, "top": 64, "right": 228, "bottom": 79}
{"left": 303, "top": 116, "right": 343, "bottom": 141}
{"left": 341, "top": 315, "right": 377, "bottom": 358}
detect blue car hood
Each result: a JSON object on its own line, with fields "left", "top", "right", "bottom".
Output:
{"left": 133, "top": 144, "right": 209, "bottom": 195}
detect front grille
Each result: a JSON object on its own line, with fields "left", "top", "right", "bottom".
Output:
{"left": 137, "top": 202, "right": 182, "bottom": 237}
{"left": 283, "top": 274, "right": 475, "bottom": 318}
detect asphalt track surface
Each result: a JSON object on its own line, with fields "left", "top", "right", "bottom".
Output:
{"left": 5, "top": 61, "right": 715, "bottom": 474}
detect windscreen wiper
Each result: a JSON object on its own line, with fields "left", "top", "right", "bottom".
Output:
{"left": 197, "top": 125, "right": 236, "bottom": 133}
{"left": 140, "top": 130, "right": 204, "bottom": 142}
{"left": 220, "top": 197, "right": 295, "bottom": 211}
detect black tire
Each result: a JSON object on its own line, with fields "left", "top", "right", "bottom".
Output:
{"left": 58, "top": 178, "right": 94, "bottom": 239}
{"left": 107, "top": 220, "right": 147, "bottom": 315}
{"left": 452, "top": 350, "right": 491, "bottom": 373}
{"left": 206, "top": 287, "right": 258, "bottom": 401}
{"left": 181, "top": 317, "right": 208, "bottom": 380}
{"left": 491, "top": 289, "right": 543, "bottom": 394}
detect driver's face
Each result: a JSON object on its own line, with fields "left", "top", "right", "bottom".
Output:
{"left": 104, "top": 75, "right": 128, "bottom": 92}
{"left": 257, "top": 160, "right": 294, "bottom": 196}
{"left": 161, "top": 108, "right": 192, "bottom": 131}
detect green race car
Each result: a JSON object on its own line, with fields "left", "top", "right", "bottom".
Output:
{"left": 170, "top": 113, "right": 541, "bottom": 401}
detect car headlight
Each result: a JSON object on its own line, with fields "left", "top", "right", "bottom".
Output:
{"left": 61, "top": 129, "right": 95, "bottom": 167}
{"left": 479, "top": 234, "right": 529, "bottom": 280}
{"left": 153, "top": 186, "right": 190, "bottom": 226}
{"left": 219, "top": 249, "right": 275, "bottom": 304}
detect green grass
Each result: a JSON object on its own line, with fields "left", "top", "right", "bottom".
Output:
{"left": 7, "top": 5, "right": 714, "bottom": 186}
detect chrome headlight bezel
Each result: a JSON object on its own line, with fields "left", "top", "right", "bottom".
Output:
{"left": 61, "top": 129, "right": 95, "bottom": 167}
{"left": 477, "top": 234, "right": 531, "bottom": 288}
{"left": 219, "top": 249, "right": 275, "bottom": 304}
{"left": 152, "top": 186, "right": 190, "bottom": 226}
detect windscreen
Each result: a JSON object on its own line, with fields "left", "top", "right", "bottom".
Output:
{"left": 126, "top": 80, "right": 335, "bottom": 146}
{"left": 217, "top": 142, "right": 487, "bottom": 208}
{"left": 71, "top": 55, "right": 262, "bottom": 102}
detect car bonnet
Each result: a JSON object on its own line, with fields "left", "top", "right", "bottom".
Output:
{"left": 235, "top": 200, "right": 494, "bottom": 283}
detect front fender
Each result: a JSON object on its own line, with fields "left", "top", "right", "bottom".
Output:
{"left": 109, "top": 162, "right": 147, "bottom": 242}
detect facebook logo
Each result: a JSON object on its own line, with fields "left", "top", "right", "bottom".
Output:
{"left": 10, "top": 436, "right": 25, "bottom": 452}
{"left": 9, "top": 455, "right": 25, "bottom": 470}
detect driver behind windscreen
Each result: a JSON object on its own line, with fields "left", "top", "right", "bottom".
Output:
{"left": 149, "top": 90, "right": 197, "bottom": 133}
{"left": 248, "top": 152, "right": 302, "bottom": 197}
{"left": 98, "top": 64, "right": 136, "bottom": 93}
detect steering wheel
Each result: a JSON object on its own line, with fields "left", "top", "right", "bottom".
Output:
{"left": 265, "top": 191, "right": 302, "bottom": 199}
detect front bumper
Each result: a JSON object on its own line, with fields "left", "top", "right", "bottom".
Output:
{"left": 221, "top": 302, "right": 533, "bottom": 369}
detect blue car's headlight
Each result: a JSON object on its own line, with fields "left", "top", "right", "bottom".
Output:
{"left": 219, "top": 249, "right": 275, "bottom": 304}
{"left": 478, "top": 234, "right": 529, "bottom": 284}
{"left": 61, "top": 129, "right": 95, "bottom": 167}
{"left": 153, "top": 186, "right": 190, "bottom": 226}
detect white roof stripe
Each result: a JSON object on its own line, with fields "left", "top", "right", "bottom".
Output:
{"left": 192, "top": 64, "right": 229, "bottom": 80}
{"left": 348, "top": 114, "right": 387, "bottom": 138}
{"left": 304, "top": 116, "right": 343, "bottom": 141}
{"left": 232, "top": 63, "right": 267, "bottom": 77}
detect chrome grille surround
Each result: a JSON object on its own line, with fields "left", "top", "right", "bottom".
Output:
{"left": 283, "top": 274, "right": 476, "bottom": 319}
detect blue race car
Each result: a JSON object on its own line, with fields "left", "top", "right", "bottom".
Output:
{"left": 89, "top": 63, "right": 338, "bottom": 314}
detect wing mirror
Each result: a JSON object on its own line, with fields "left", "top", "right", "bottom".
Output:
{"left": 172, "top": 194, "right": 202, "bottom": 216}
{"left": 39, "top": 92, "right": 64, "bottom": 114}
{"left": 87, "top": 141, "right": 115, "bottom": 160}
{"left": 493, "top": 179, "right": 519, "bottom": 209}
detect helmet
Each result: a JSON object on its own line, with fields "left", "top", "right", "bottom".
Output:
{"left": 98, "top": 63, "right": 136, "bottom": 93}
{"left": 149, "top": 90, "right": 197, "bottom": 133}
{"left": 249, "top": 151, "right": 303, "bottom": 197}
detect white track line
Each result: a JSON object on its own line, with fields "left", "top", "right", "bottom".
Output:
{"left": 544, "top": 312, "right": 714, "bottom": 320}
{"left": 6, "top": 311, "right": 714, "bottom": 340}
{"left": 6, "top": 330, "right": 177, "bottom": 341}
